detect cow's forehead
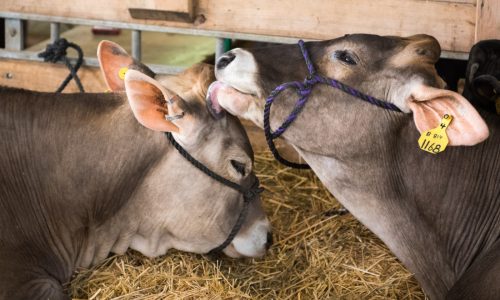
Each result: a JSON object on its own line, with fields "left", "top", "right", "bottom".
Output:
{"left": 156, "top": 63, "right": 215, "bottom": 105}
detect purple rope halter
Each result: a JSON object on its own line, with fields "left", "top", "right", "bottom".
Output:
{"left": 263, "top": 40, "right": 402, "bottom": 169}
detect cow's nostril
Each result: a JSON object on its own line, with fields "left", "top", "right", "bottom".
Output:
{"left": 265, "top": 231, "right": 273, "bottom": 250}
{"left": 216, "top": 52, "right": 236, "bottom": 69}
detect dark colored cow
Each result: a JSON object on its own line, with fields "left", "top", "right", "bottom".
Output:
{"left": 209, "top": 34, "right": 499, "bottom": 299}
{"left": 0, "top": 42, "right": 271, "bottom": 299}
{"left": 462, "top": 39, "right": 500, "bottom": 114}
{"left": 435, "top": 57, "right": 467, "bottom": 92}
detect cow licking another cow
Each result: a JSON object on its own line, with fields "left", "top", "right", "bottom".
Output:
{"left": 0, "top": 34, "right": 498, "bottom": 300}
{"left": 0, "top": 42, "right": 271, "bottom": 299}
{"left": 210, "top": 34, "right": 499, "bottom": 299}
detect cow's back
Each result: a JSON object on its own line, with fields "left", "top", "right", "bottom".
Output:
{"left": 0, "top": 87, "right": 165, "bottom": 297}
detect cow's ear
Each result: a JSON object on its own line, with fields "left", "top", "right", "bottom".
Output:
{"left": 124, "top": 70, "right": 180, "bottom": 133}
{"left": 408, "top": 85, "right": 489, "bottom": 146}
{"left": 98, "top": 40, "right": 156, "bottom": 92}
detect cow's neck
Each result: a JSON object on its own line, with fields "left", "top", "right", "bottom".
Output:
{"left": 77, "top": 144, "right": 197, "bottom": 268}
{"left": 41, "top": 95, "right": 173, "bottom": 269}
{"left": 277, "top": 102, "right": 476, "bottom": 299}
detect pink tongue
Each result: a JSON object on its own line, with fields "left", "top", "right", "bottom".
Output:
{"left": 207, "top": 81, "right": 226, "bottom": 114}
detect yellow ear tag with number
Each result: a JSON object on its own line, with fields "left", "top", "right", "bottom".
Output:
{"left": 418, "top": 114, "right": 453, "bottom": 154}
{"left": 118, "top": 67, "right": 128, "bottom": 80}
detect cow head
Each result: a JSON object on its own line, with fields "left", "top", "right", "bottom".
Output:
{"left": 97, "top": 41, "right": 271, "bottom": 258}
{"left": 463, "top": 39, "right": 500, "bottom": 114}
{"left": 209, "top": 34, "right": 489, "bottom": 152}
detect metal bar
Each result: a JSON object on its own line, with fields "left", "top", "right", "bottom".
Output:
{"left": 0, "top": 12, "right": 300, "bottom": 44}
{"left": 440, "top": 51, "right": 469, "bottom": 60}
{"left": 4, "top": 18, "right": 24, "bottom": 50}
{"left": 0, "top": 12, "right": 470, "bottom": 60}
{"left": 0, "top": 49, "right": 184, "bottom": 74}
{"left": 215, "top": 37, "right": 225, "bottom": 60}
{"left": 50, "top": 22, "right": 60, "bottom": 43}
{"left": 131, "top": 30, "right": 141, "bottom": 60}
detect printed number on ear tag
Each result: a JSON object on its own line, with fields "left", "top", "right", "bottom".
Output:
{"left": 118, "top": 67, "right": 129, "bottom": 80}
{"left": 418, "top": 114, "right": 453, "bottom": 154}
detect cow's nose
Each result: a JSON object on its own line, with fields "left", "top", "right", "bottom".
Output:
{"left": 265, "top": 231, "right": 273, "bottom": 250}
{"left": 216, "top": 52, "right": 236, "bottom": 70}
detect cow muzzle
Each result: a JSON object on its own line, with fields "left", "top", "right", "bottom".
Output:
{"left": 215, "top": 48, "right": 261, "bottom": 96}
{"left": 223, "top": 217, "right": 272, "bottom": 258}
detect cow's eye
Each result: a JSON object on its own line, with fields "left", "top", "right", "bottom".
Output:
{"left": 230, "top": 160, "right": 246, "bottom": 176}
{"left": 334, "top": 50, "right": 357, "bottom": 65}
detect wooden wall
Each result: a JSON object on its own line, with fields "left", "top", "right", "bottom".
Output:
{"left": 0, "top": 60, "right": 106, "bottom": 93}
{"left": 1, "top": 0, "right": 499, "bottom": 54}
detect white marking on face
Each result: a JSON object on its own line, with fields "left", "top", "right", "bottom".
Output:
{"left": 225, "top": 218, "right": 271, "bottom": 258}
{"left": 215, "top": 48, "right": 261, "bottom": 96}
{"left": 212, "top": 49, "right": 265, "bottom": 127}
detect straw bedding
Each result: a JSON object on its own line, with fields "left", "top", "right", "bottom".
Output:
{"left": 69, "top": 151, "right": 425, "bottom": 299}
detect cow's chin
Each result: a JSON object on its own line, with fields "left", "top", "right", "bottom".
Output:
{"left": 207, "top": 81, "right": 264, "bottom": 127}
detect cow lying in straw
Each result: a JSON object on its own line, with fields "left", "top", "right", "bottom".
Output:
{"left": 208, "top": 34, "right": 499, "bottom": 299}
{"left": 0, "top": 41, "right": 271, "bottom": 299}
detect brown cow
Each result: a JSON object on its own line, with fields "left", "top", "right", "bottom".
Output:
{"left": 0, "top": 41, "right": 271, "bottom": 299}
{"left": 208, "top": 34, "right": 499, "bottom": 299}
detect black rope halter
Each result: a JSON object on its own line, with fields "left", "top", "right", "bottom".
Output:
{"left": 165, "top": 132, "right": 263, "bottom": 255}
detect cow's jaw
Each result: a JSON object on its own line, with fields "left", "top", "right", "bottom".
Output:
{"left": 207, "top": 81, "right": 264, "bottom": 127}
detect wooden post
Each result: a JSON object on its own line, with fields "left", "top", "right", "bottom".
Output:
{"left": 4, "top": 18, "right": 24, "bottom": 50}
{"left": 475, "top": 0, "right": 500, "bottom": 43}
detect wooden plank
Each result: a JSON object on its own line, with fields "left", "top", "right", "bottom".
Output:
{"left": 475, "top": 0, "right": 500, "bottom": 42}
{"left": 126, "top": 0, "right": 193, "bottom": 14}
{"left": 0, "top": 0, "right": 477, "bottom": 52}
{"left": 419, "top": 0, "right": 475, "bottom": 3}
{"left": 128, "top": 0, "right": 194, "bottom": 23}
{"left": 0, "top": 59, "right": 106, "bottom": 93}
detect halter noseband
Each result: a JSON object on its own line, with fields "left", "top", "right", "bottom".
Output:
{"left": 165, "top": 132, "right": 263, "bottom": 255}
{"left": 263, "top": 40, "right": 402, "bottom": 169}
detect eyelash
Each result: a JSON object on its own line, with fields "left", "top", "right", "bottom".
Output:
{"left": 334, "top": 51, "right": 357, "bottom": 65}
{"left": 230, "top": 160, "right": 246, "bottom": 176}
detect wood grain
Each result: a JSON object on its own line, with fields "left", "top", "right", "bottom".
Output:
{"left": 475, "top": 0, "right": 500, "bottom": 42}
{"left": 0, "top": 59, "right": 106, "bottom": 93}
{"left": 0, "top": 0, "right": 478, "bottom": 52}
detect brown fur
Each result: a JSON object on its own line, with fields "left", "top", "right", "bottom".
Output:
{"left": 215, "top": 34, "right": 500, "bottom": 299}
{"left": 0, "top": 64, "right": 264, "bottom": 299}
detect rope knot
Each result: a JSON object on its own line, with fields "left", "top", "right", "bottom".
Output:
{"left": 37, "top": 38, "right": 85, "bottom": 93}
{"left": 38, "top": 38, "right": 70, "bottom": 63}
{"left": 298, "top": 86, "right": 312, "bottom": 97}
{"left": 243, "top": 178, "right": 264, "bottom": 200}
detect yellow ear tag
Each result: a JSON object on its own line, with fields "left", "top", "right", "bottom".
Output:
{"left": 118, "top": 67, "right": 128, "bottom": 80}
{"left": 418, "top": 114, "right": 453, "bottom": 154}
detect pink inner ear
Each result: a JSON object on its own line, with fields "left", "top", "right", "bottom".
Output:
{"left": 124, "top": 70, "right": 180, "bottom": 133}
{"left": 408, "top": 85, "right": 489, "bottom": 146}
{"left": 97, "top": 41, "right": 133, "bottom": 92}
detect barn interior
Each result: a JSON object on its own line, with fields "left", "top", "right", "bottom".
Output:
{"left": 0, "top": 1, "right": 497, "bottom": 297}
